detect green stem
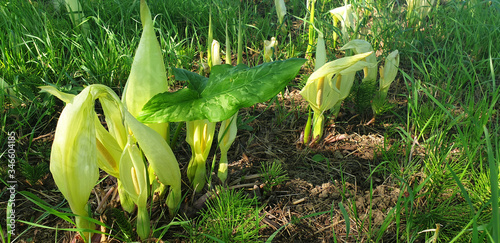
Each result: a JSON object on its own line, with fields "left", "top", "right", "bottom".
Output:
{"left": 166, "top": 181, "right": 182, "bottom": 216}
{"left": 333, "top": 20, "right": 339, "bottom": 50}
{"left": 218, "top": 149, "right": 229, "bottom": 183}
{"left": 207, "top": 8, "right": 213, "bottom": 70}
{"left": 312, "top": 111, "right": 324, "bottom": 142}
{"left": 74, "top": 204, "right": 94, "bottom": 242}
{"left": 303, "top": 108, "right": 312, "bottom": 144}
{"left": 237, "top": 10, "right": 243, "bottom": 65}
{"left": 225, "top": 22, "right": 231, "bottom": 65}
{"left": 306, "top": 0, "right": 316, "bottom": 57}
{"left": 136, "top": 206, "right": 150, "bottom": 240}
{"left": 191, "top": 156, "right": 207, "bottom": 193}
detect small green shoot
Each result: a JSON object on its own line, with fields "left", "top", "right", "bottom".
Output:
{"left": 260, "top": 160, "right": 288, "bottom": 194}
{"left": 19, "top": 160, "right": 49, "bottom": 186}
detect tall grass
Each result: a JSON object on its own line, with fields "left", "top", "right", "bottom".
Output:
{"left": 385, "top": 0, "right": 500, "bottom": 241}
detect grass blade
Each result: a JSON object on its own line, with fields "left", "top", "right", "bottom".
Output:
{"left": 338, "top": 202, "right": 350, "bottom": 238}
{"left": 483, "top": 126, "right": 499, "bottom": 241}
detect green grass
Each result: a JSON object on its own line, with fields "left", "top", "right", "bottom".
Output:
{"left": 181, "top": 187, "right": 263, "bottom": 242}
{"left": 1, "top": 0, "right": 500, "bottom": 241}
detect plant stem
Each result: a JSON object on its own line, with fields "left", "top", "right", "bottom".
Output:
{"left": 303, "top": 108, "right": 312, "bottom": 144}
{"left": 306, "top": 0, "right": 316, "bottom": 58}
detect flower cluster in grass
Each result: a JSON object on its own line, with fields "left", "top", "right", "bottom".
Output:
{"left": 41, "top": 0, "right": 304, "bottom": 240}
{"left": 300, "top": 37, "right": 399, "bottom": 143}
{"left": 41, "top": 2, "right": 181, "bottom": 240}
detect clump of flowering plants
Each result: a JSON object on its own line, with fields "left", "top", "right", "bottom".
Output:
{"left": 138, "top": 58, "right": 306, "bottom": 191}
{"left": 300, "top": 38, "right": 399, "bottom": 143}
{"left": 42, "top": 84, "right": 182, "bottom": 241}
{"left": 300, "top": 45, "right": 374, "bottom": 143}
{"left": 135, "top": 11, "right": 305, "bottom": 191}
{"left": 42, "top": 0, "right": 181, "bottom": 240}
{"left": 43, "top": 0, "right": 306, "bottom": 240}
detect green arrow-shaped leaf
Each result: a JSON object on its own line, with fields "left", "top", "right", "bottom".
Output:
{"left": 138, "top": 58, "right": 306, "bottom": 123}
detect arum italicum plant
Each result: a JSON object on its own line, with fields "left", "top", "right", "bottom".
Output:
{"left": 372, "top": 50, "right": 400, "bottom": 115}
{"left": 206, "top": 9, "right": 214, "bottom": 72}
{"left": 329, "top": 3, "right": 355, "bottom": 47}
{"left": 186, "top": 119, "right": 216, "bottom": 192}
{"left": 42, "top": 0, "right": 182, "bottom": 240}
{"left": 119, "top": 134, "right": 149, "bottom": 240}
{"left": 42, "top": 84, "right": 182, "bottom": 241}
{"left": 121, "top": 0, "right": 174, "bottom": 203}
{"left": 211, "top": 39, "right": 221, "bottom": 67}
{"left": 274, "top": 0, "right": 286, "bottom": 33}
{"left": 123, "top": 0, "right": 182, "bottom": 214}
{"left": 306, "top": 0, "right": 317, "bottom": 57}
{"left": 300, "top": 48, "right": 373, "bottom": 142}
{"left": 186, "top": 40, "right": 218, "bottom": 192}
{"left": 214, "top": 39, "right": 238, "bottom": 184}
{"left": 217, "top": 114, "right": 237, "bottom": 183}
{"left": 185, "top": 40, "right": 220, "bottom": 192}
{"left": 303, "top": 29, "right": 326, "bottom": 144}
{"left": 46, "top": 86, "right": 99, "bottom": 242}
{"left": 340, "top": 40, "right": 400, "bottom": 116}
{"left": 138, "top": 60, "right": 306, "bottom": 190}
{"left": 135, "top": 1, "right": 304, "bottom": 191}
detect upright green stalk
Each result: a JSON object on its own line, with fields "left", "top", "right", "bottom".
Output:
{"left": 225, "top": 22, "right": 231, "bottom": 65}
{"left": 207, "top": 8, "right": 213, "bottom": 71}
{"left": 237, "top": 10, "right": 243, "bottom": 65}
{"left": 303, "top": 108, "right": 312, "bottom": 144}
{"left": 306, "top": 0, "right": 316, "bottom": 58}
{"left": 217, "top": 114, "right": 237, "bottom": 183}
{"left": 332, "top": 20, "right": 339, "bottom": 50}
{"left": 312, "top": 76, "right": 325, "bottom": 140}
{"left": 136, "top": 206, "right": 150, "bottom": 240}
